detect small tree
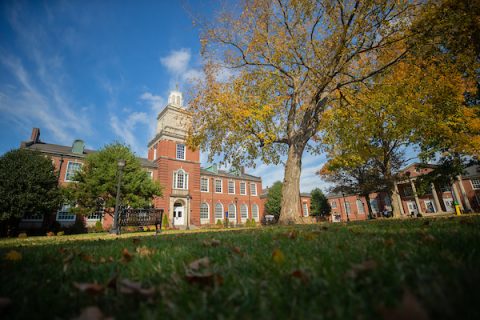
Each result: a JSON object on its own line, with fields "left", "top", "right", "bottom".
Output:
{"left": 264, "top": 181, "right": 283, "bottom": 220}
{"left": 309, "top": 188, "right": 331, "bottom": 217}
{"left": 0, "top": 149, "right": 62, "bottom": 236}
{"left": 67, "top": 143, "right": 162, "bottom": 217}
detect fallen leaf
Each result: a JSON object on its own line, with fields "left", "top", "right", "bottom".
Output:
{"left": 72, "top": 306, "right": 105, "bottom": 320}
{"left": 203, "top": 239, "right": 221, "bottom": 247}
{"left": 136, "top": 246, "right": 156, "bottom": 257}
{"left": 121, "top": 248, "right": 133, "bottom": 263}
{"left": 188, "top": 257, "right": 210, "bottom": 271}
{"left": 81, "top": 254, "right": 95, "bottom": 263}
{"left": 346, "top": 260, "right": 377, "bottom": 278}
{"left": 118, "top": 279, "right": 155, "bottom": 297}
{"left": 4, "top": 250, "right": 22, "bottom": 261}
{"left": 290, "top": 269, "right": 310, "bottom": 284}
{"left": 421, "top": 234, "right": 436, "bottom": 243}
{"left": 272, "top": 249, "right": 285, "bottom": 264}
{"left": 185, "top": 273, "right": 223, "bottom": 287}
{"left": 287, "top": 230, "right": 298, "bottom": 239}
{"left": 132, "top": 238, "right": 141, "bottom": 245}
{"left": 384, "top": 238, "right": 395, "bottom": 247}
{"left": 73, "top": 282, "right": 104, "bottom": 295}
{"left": 379, "top": 290, "right": 429, "bottom": 320}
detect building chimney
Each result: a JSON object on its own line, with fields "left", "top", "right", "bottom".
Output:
{"left": 30, "top": 128, "right": 40, "bottom": 143}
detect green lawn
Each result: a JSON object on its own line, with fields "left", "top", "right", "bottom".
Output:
{"left": 1, "top": 215, "right": 479, "bottom": 319}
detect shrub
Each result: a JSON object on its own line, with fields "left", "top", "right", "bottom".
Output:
{"left": 162, "top": 214, "right": 170, "bottom": 230}
{"left": 46, "top": 231, "right": 55, "bottom": 237}
{"left": 94, "top": 221, "right": 104, "bottom": 233}
{"left": 65, "top": 217, "right": 87, "bottom": 235}
{"left": 57, "top": 231, "right": 64, "bottom": 236}
{"left": 18, "top": 232, "right": 27, "bottom": 238}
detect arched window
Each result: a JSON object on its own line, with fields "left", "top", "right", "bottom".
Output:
{"left": 215, "top": 203, "right": 223, "bottom": 220}
{"left": 200, "top": 203, "right": 209, "bottom": 222}
{"left": 173, "top": 169, "right": 188, "bottom": 189}
{"left": 251, "top": 204, "right": 259, "bottom": 221}
{"left": 240, "top": 204, "right": 248, "bottom": 221}
{"left": 228, "top": 204, "right": 236, "bottom": 219}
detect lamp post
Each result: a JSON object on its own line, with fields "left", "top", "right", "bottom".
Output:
{"left": 234, "top": 196, "right": 238, "bottom": 223}
{"left": 186, "top": 195, "right": 191, "bottom": 230}
{"left": 342, "top": 192, "right": 350, "bottom": 222}
{"left": 112, "top": 159, "right": 125, "bottom": 235}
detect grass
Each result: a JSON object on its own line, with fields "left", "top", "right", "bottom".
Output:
{"left": 1, "top": 215, "right": 480, "bottom": 319}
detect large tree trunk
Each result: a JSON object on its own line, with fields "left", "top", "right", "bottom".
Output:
{"left": 278, "top": 142, "right": 305, "bottom": 224}
{"left": 364, "top": 194, "right": 374, "bottom": 219}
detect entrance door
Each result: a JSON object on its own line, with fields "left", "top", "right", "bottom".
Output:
{"left": 173, "top": 203, "right": 185, "bottom": 225}
{"left": 407, "top": 201, "right": 418, "bottom": 216}
{"left": 443, "top": 198, "right": 454, "bottom": 212}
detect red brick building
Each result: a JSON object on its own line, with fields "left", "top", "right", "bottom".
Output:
{"left": 19, "top": 90, "right": 264, "bottom": 230}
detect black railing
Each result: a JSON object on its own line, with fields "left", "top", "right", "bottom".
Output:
{"left": 118, "top": 207, "right": 164, "bottom": 234}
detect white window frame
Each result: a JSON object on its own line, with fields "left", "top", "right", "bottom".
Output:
{"left": 228, "top": 180, "right": 235, "bottom": 194}
{"left": 424, "top": 200, "right": 436, "bottom": 213}
{"left": 356, "top": 199, "right": 365, "bottom": 214}
{"left": 345, "top": 202, "right": 351, "bottom": 214}
{"left": 87, "top": 207, "right": 103, "bottom": 221}
{"left": 251, "top": 204, "right": 259, "bottom": 221}
{"left": 331, "top": 201, "right": 337, "bottom": 209}
{"left": 173, "top": 169, "right": 188, "bottom": 189}
{"left": 147, "top": 171, "right": 153, "bottom": 180}
{"left": 200, "top": 177, "right": 209, "bottom": 192}
{"left": 302, "top": 202, "right": 309, "bottom": 217}
{"left": 153, "top": 144, "right": 157, "bottom": 160}
{"left": 250, "top": 183, "right": 257, "bottom": 196}
{"left": 240, "top": 204, "right": 248, "bottom": 221}
{"left": 228, "top": 203, "right": 236, "bottom": 220}
{"left": 240, "top": 181, "right": 246, "bottom": 195}
{"left": 200, "top": 203, "right": 210, "bottom": 223}
{"left": 369, "top": 199, "right": 379, "bottom": 214}
{"left": 176, "top": 144, "right": 186, "bottom": 160}
{"left": 215, "top": 179, "right": 222, "bottom": 193}
{"left": 471, "top": 178, "right": 480, "bottom": 190}
{"left": 65, "top": 161, "right": 82, "bottom": 182}
{"left": 215, "top": 203, "right": 224, "bottom": 220}
{"left": 56, "top": 204, "right": 76, "bottom": 222}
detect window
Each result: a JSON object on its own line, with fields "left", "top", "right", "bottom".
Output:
{"left": 471, "top": 178, "right": 480, "bottom": 190}
{"left": 200, "top": 177, "right": 209, "bottom": 192}
{"left": 369, "top": 199, "right": 379, "bottom": 213}
{"left": 22, "top": 213, "right": 42, "bottom": 221}
{"left": 200, "top": 203, "right": 209, "bottom": 222}
{"left": 331, "top": 201, "right": 337, "bottom": 209}
{"left": 176, "top": 144, "right": 185, "bottom": 160}
{"left": 87, "top": 208, "right": 103, "bottom": 221}
{"left": 345, "top": 202, "right": 351, "bottom": 214}
{"left": 173, "top": 169, "right": 188, "bottom": 189}
{"left": 215, "top": 179, "right": 222, "bottom": 193}
{"left": 228, "top": 204, "right": 236, "bottom": 220}
{"left": 302, "top": 202, "right": 309, "bottom": 217}
{"left": 65, "top": 162, "right": 82, "bottom": 182}
{"left": 240, "top": 182, "right": 246, "bottom": 195}
{"left": 215, "top": 203, "right": 223, "bottom": 220}
{"left": 56, "top": 204, "right": 76, "bottom": 222}
{"left": 153, "top": 144, "right": 157, "bottom": 160}
{"left": 228, "top": 180, "right": 235, "bottom": 194}
{"left": 403, "top": 185, "right": 413, "bottom": 196}
{"left": 251, "top": 204, "right": 259, "bottom": 221}
{"left": 356, "top": 200, "right": 365, "bottom": 214}
{"left": 147, "top": 171, "right": 153, "bottom": 179}
{"left": 250, "top": 183, "right": 257, "bottom": 196}
{"left": 240, "top": 204, "right": 248, "bottom": 220}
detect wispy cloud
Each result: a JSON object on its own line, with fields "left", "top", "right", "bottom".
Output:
{"left": 110, "top": 112, "right": 149, "bottom": 155}
{"left": 0, "top": 3, "right": 93, "bottom": 145}
{"left": 159, "top": 48, "right": 203, "bottom": 89}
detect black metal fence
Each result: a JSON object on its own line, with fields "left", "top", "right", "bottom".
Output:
{"left": 118, "top": 207, "right": 164, "bottom": 234}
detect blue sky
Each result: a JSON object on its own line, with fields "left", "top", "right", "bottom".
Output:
{"left": 0, "top": 0, "right": 329, "bottom": 193}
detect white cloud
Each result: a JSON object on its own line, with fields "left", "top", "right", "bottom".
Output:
{"left": 160, "top": 48, "right": 191, "bottom": 75}
{"left": 109, "top": 111, "right": 149, "bottom": 155}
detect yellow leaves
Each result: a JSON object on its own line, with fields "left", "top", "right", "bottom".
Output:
{"left": 272, "top": 248, "right": 285, "bottom": 264}
{"left": 4, "top": 250, "right": 22, "bottom": 262}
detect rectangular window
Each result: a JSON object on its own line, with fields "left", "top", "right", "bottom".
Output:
{"left": 56, "top": 204, "right": 76, "bottom": 222}
{"left": 153, "top": 144, "right": 157, "bottom": 160}
{"left": 440, "top": 184, "right": 451, "bottom": 193}
{"left": 369, "top": 199, "right": 379, "bottom": 213}
{"left": 356, "top": 200, "right": 365, "bottom": 214}
{"left": 147, "top": 171, "right": 153, "bottom": 179}
{"left": 87, "top": 208, "right": 103, "bottom": 221}
{"left": 345, "top": 202, "right": 351, "bottom": 214}
{"left": 173, "top": 170, "right": 188, "bottom": 189}
{"left": 331, "top": 201, "right": 337, "bottom": 209}
{"left": 250, "top": 183, "right": 257, "bottom": 196}
{"left": 240, "top": 182, "right": 246, "bottom": 195}
{"left": 302, "top": 202, "right": 309, "bottom": 217}
{"left": 65, "top": 162, "right": 82, "bottom": 182}
{"left": 176, "top": 144, "right": 185, "bottom": 160}
{"left": 215, "top": 179, "right": 222, "bottom": 193}
{"left": 403, "top": 185, "right": 413, "bottom": 196}
{"left": 200, "top": 177, "right": 209, "bottom": 192}
{"left": 228, "top": 180, "right": 235, "bottom": 194}
{"left": 471, "top": 178, "right": 480, "bottom": 190}
{"left": 22, "top": 213, "right": 43, "bottom": 221}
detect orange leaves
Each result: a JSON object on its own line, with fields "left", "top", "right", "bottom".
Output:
{"left": 4, "top": 250, "right": 22, "bottom": 262}
{"left": 121, "top": 248, "right": 133, "bottom": 263}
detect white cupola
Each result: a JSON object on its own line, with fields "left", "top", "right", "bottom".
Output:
{"left": 168, "top": 90, "right": 183, "bottom": 108}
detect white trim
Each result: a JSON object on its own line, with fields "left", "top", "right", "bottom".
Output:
{"left": 215, "top": 179, "right": 223, "bottom": 193}
{"left": 200, "top": 176, "right": 209, "bottom": 192}
{"left": 65, "top": 161, "right": 83, "bottom": 182}
{"left": 302, "top": 202, "right": 309, "bottom": 217}
{"left": 251, "top": 203, "right": 259, "bottom": 221}
{"left": 228, "top": 203, "right": 236, "bottom": 221}
{"left": 250, "top": 183, "right": 257, "bottom": 196}
{"left": 214, "top": 203, "right": 224, "bottom": 220}
{"left": 240, "top": 203, "right": 248, "bottom": 221}
{"left": 56, "top": 204, "right": 76, "bottom": 222}
{"left": 471, "top": 178, "right": 480, "bottom": 190}
{"left": 356, "top": 199, "right": 365, "bottom": 214}
{"left": 176, "top": 143, "right": 186, "bottom": 160}
{"left": 228, "top": 180, "right": 235, "bottom": 194}
{"left": 173, "top": 169, "right": 188, "bottom": 190}
{"left": 240, "top": 181, "right": 247, "bottom": 195}
{"left": 200, "top": 202, "right": 210, "bottom": 223}
{"left": 424, "top": 199, "right": 436, "bottom": 213}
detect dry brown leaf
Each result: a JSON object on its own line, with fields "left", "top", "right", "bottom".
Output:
{"left": 272, "top": 249, "right": 285, "bottom": 264}
{"left": 81, "top": 254, "right": 94, "bottom": 263}
{"left": 73, "top": 282, "right": 104, "bottom": 295}
{"left": 231, "top": 246, "right": 243, "bottom": 255}
{"left": 346, "top": 260, "right": 378, "bottom": 278}
{"left": 188, "top": 257, "right": 210, "bottom": 271}
{"left": 121, "top": 248, "right": 133, "bottom": 263}
{"left": 4, "top": 250, "right": 22, "bottom": 262}
{"left": 379, "top": 290, "right": 429, "bottom": 320}
{"left": 185, "top": 272, "right": 223, "bottom": 287}
{"left": 136, "top": 246, "right": 156, "bottom": 257}
{"left": 203, "top": 239, "right": 221, "bottom": 247}
{"left": 118, "top": 279, "right": 155, "bottom": 297}
{"left": 290, "top": 269, "right": 310, "bottom": 284}
{"left": 286, "top": 230, "right": 298, "bottom": 239}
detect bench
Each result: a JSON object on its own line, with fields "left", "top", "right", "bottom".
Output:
{"left": 118, "top": 208, "right": 164, "bottom": 235}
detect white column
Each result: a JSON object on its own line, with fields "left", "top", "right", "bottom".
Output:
{"left": 393, "top": 183, "right": 405, "bottom": 217}
{"left": 457, "top": 175, "right": 472, "bottom": 211}
{"left": 410, "top": 179, "right": 423, "bottom": 215}
{"left": 431, "top": 183, "right": 443, "bottom": 213}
